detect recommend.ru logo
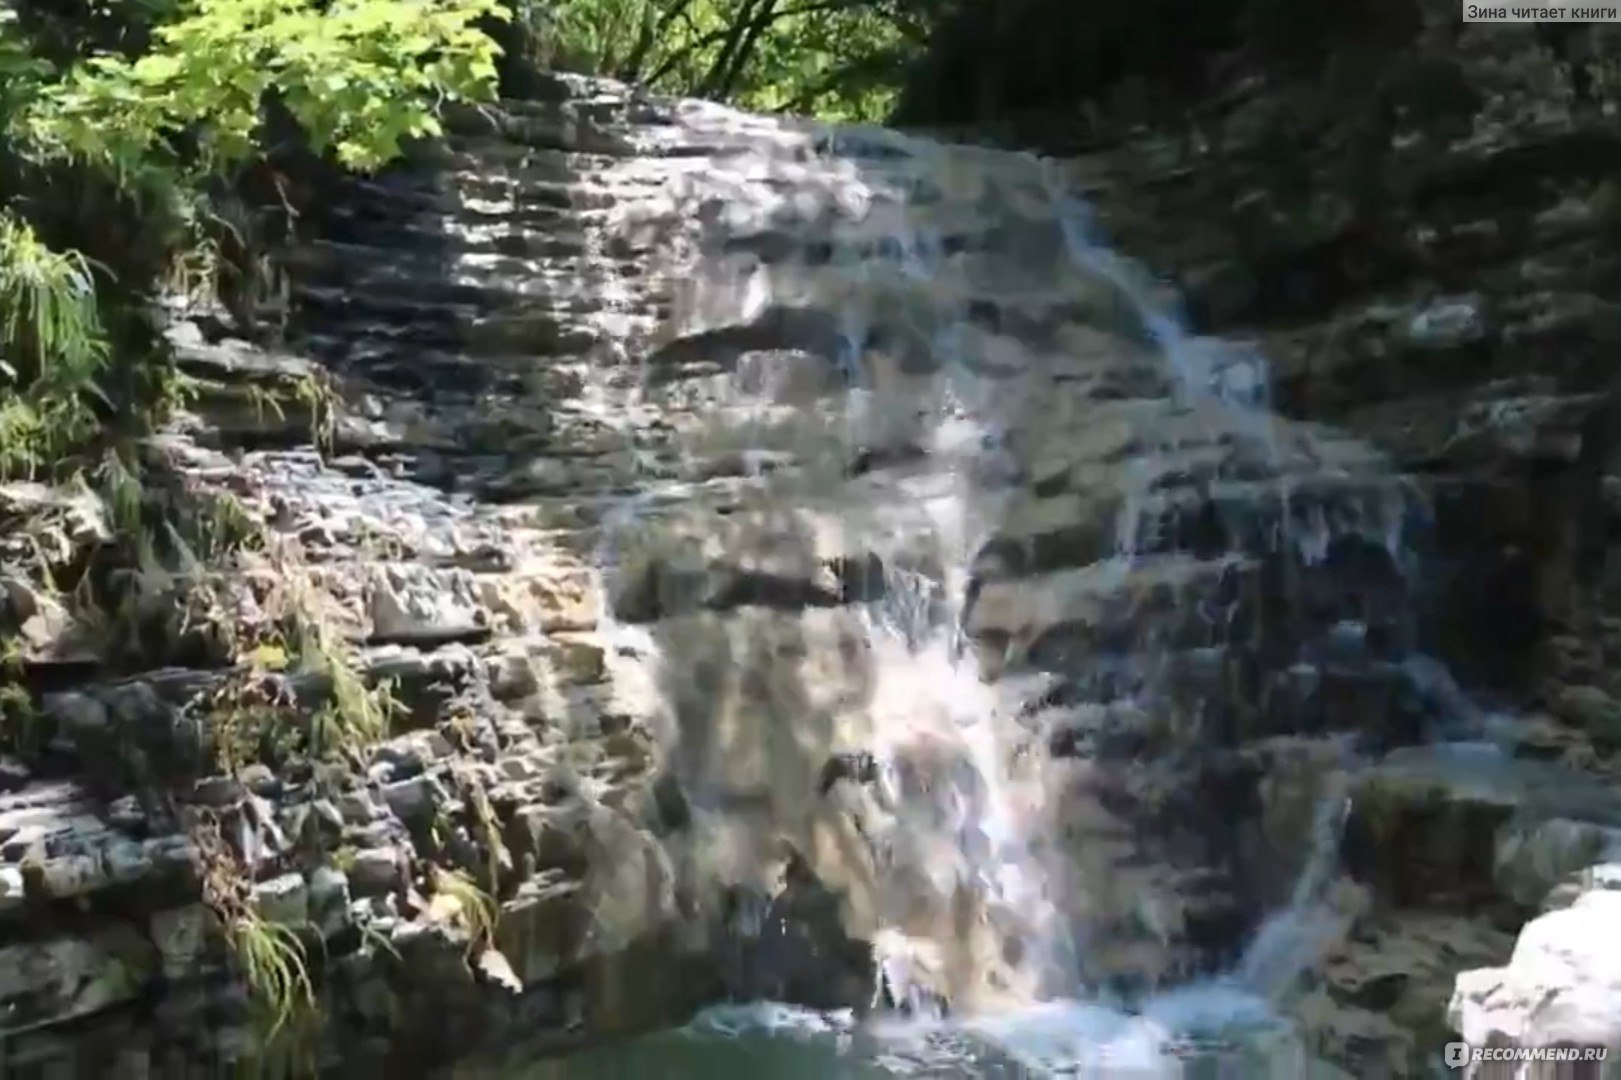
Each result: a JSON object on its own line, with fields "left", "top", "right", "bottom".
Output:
{"left": 1445, "top": 1042, "right": 1610, "bottom": 1069}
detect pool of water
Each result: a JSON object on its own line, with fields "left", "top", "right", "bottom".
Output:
{"left": 512, "top": 987, "right": 1337, "bottom": 1080}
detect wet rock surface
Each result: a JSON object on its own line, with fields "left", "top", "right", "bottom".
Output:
{"left": 0, "top": 23, "right": 1619, "bottom": 1078}
{"left": 959, "top": 13, "right": 1621, "bottom": 1075}
{"left": 1051, "top": 14, "right": 1621, "bottom": 702}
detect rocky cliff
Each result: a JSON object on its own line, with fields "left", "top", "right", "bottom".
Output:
{"left": 1039, "top": 15, "right": 1621, "bottom": 1076}
{"left": 1, "top": 27, "right": 1619, "bottom": 1080}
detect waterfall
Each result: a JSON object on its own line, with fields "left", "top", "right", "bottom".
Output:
{"left": 549, "top": 92, "right": 1468, "bottom": 1076}
{"left": 1044, "top": 169, "right": 1369, "bottom": 1003}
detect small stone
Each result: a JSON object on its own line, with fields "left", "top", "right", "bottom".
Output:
{"left": 38, "top": 853, "right": 104, "bottom": 899}
{"left": 1548, "top": 860, "right": 1621, "bottom": 910}
{"left": 381, "top": 777, "right": 437, "bottom": 822}
{"left": 349, "top": 847, "right": 403, "bottom": 897}
{"left": 368, "top": 565, "right": 486, "bottom": 643}
{"left": 311, "top": 798, "right": 346, "bottom": 833}
{"left": 0, "top": 865, "right": 24, "bottom": 912}
{"left": 46, "top": 693, "right": 108, "bottom": 738}
{"left": 498, "top": 756, "right": 539, "bottom": 781}
{"left": 507, "top": 458, "right": 574, "bottom": 496}
{"left": 478, "top": 566, "right": 599, "bottom": 634}
{"left": 1450, "top": 889, "right": 1621, "bottom": 1055}
{"left": 107, "top": 795, "right": 145, "bottom": 832}
{"left": 191, "top": 775, "right": 244, "bottom": 807}
{"left": 343, "top": 822, "right": 397, "bottom": 849}
{"left": 150, "top": 906, "right": 210, "bottom": 980}
{"left": 100, "top": 681, "right": 162, "bottom": 726}
{"left": 548, "top": 636, "right": 606, "bottom": 685}
{"left": 475, "top": 946, "right": 524, "bottom": 994}
{"left": 371, "top": 743, "right": 427, "bottom": 778}
{"left": 103, "top": 837, "right": 154, "bottom": 886}
{"left": 308, "top": 865, "right": 352, "bottom": 937}
{"left": 1404, "top": 295, "right": 1485, "bottom": 350}
{"left": 1495, "top": 817, "right": 1621, "bottom": 907}
{"left": 238, "top": 764, "right": 279, "bottom": 798}
{"left": 486, "top": 650, "right": 541, "bottom": 701}
{"left": 337, "top": 791, "right": 377, "bottom": 824}
{"left": 1550, "top": 684, "right": 1621, "bottom": 742}
{"left": 425, "top": 643, "right": 480, "bottom": 682}
{"left": 254, "top": 873, "right": 310, "bottom": 926}
{"left": 0, "top": 757, "right": 30, "bottom": 793}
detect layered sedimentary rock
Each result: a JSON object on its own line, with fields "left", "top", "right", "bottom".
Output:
{"left": 1018, "top": 15, "right": 1621, "bottom": 1074}
{"left": 2, "top": 43, "right": 1620, "bottom": 1079}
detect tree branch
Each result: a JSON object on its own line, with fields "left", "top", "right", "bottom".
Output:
{"left": 643, "top": 0, "right": 869, "bottom": 89}
{"left": 780, "top": 50, "right": 899, "bottom": 114}
{"left": 704, "top": 0, "right": 777, "bottom": 98}
{"left": 619, "top": 0, "right": 698, "bottom": 82}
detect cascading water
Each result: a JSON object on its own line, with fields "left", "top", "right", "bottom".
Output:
{"left": 532, "top": 99, "right": 1478, "bottom": 1078}
{"left": 1044, "top": 167, "right": 1373, "bottom": 1006}
{"left": 805, "top": 156, "right": 1080, "bottom": 1019}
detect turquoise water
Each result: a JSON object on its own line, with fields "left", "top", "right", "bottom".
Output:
{"left": 518, "top": 990, "right": 1334, "bottom": 1079}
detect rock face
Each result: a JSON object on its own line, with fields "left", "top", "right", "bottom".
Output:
{"left": 1049, "top": 14, "right": 1621, "bottom": 699}
{"left": 0, "top": 30, "right": 1618, "bottom": 1079}
{"left": 901, "top": 10, "right": 1621, "bottom": 1074}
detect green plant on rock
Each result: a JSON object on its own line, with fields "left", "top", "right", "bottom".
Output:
{"left": 238, "top": 996, "right": 327, "bottom": 1080}
{"left": 0, "top": 212, "right": 111, "bottom": 480}
{"left": 227, "top": 911, "right": 315, "bottom": 1040}
{"left": 0, "top": 640, "right": 45, "bottom": 758}
{"left": 192, "top": 812, "right": 318, "bottom": 1056}
{"left": 291, "top": 370, "right": 338, "bottom": 455}
{"left": 217, "top": 367, "right": 339, "bottom": 452}
{"left": 198, "top": 664, "right": 299, "bottom": 774}
{"left": 455, "top": 766, "right": 512, "bottom": 894}
{"left": 166, "top": 488, "right": 268, "bottom": 565}
{"left": 151, "top": 363, "right": 202, "bottom": 419}
{"left": 356, "top": 916, "right": 402, "bottom": 962}
{"left": 241, "top": 380, "right": 289, "bottom": 430}
{"left": 65, "top": 446, "right": 277, "bottom": 667}
{"left": 292, "top": 611, "right": 399, "bottom": 759}
{"left": 0, "top": 0, "right": 508, "bottom": 485}
{"left": 89, "top": 449, "right": 147, "bottom": 539}
{"left": 191, "top": 601, "right": 397, "bottom": 774}
{"left": 164, "top": 231, "right": 225, "bottom": 314}
{"left": 429, "top": 864, "right": 499, "bottom": 954}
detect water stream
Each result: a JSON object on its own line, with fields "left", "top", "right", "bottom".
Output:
{"left": 522, "top": 114, "right": 1460, "bottom": 1077}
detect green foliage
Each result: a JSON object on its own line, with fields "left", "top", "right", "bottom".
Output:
{"left": 0, "top": 11, "right": 49, "bottom": 118}
{"left": 167, "top": 488, "right": 267, "bottom": 564}
{"left": 226, "top": 908, "right": 318, "bottom": 1057}
{"left": 429, "top": 865, "right": 499, "bottom": 952}
{"left": 0, "top": 0, "right": 509, "bottom": 486}
{"left": 192, "top": 611, "right": 398, "bottom": 772}
{"left": 454, "top": 765, "right": 512, "bottom": 892}
{"left": 194, "top": 812, "right": 317, "bottom": 1059}
{"left": 20, "top": 0, "right": 509, "bottom": 175}
{"left": 0, "top": 212, "right": 110, "bottom": 478}
{"left": 0, "top": 639, "right": 46, "bottom": 758}
{"left": 532, "top": 0, "right": 937, "bottom": 121}
{"left": 293, "top": 613, "right": 400, "bottom": 759}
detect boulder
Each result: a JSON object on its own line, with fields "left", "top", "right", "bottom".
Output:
{"left": 1449, "top": 889, "right": 1621, "bottom": 1066}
